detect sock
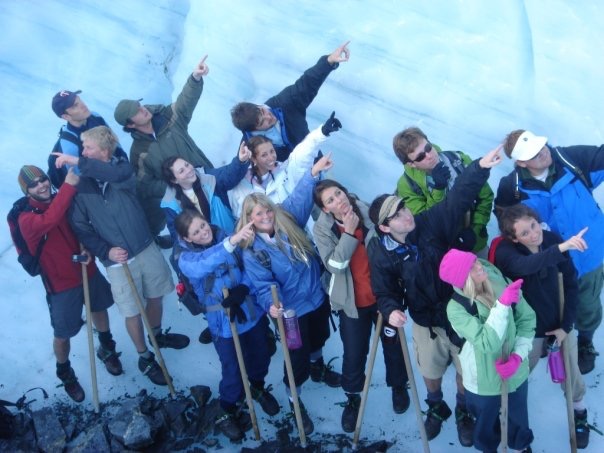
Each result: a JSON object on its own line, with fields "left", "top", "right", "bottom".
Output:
{"left": 139, "top": 349, "right": 153, "bottom": 360}
{"left": 286, "top": 386, "right": 302, "bottom": 401}
{"left": 456, "top": 392, "right": 466, "bottom": 408}
{"left": 152, "top": 326, "right": 162, "bottom": 337}
{"left": 573, "top": 401, "right": 587, "bottom": 412}
{"left": 220, "top": 400, "right": 237, "bottom": 414}
{"left": 427, "top": 389, "right": 443, "bottom": 403}
{"left": 56, "top": 360, "right": 71, "bottom": 376}
{"left": 578, "top": 331, "right": 594, "bottom": 344}
{"left": 98, "top": 330, "right": 113, "bottom": 348}
{"left": 310, "top": 349, "right": 323, "bottom": 362}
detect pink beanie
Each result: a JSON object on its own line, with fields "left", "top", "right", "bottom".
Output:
{"left": 439, "top": 249, "right": 477, "bottom": 289}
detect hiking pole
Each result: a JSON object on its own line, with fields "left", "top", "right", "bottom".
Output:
{"left": 352, "top": 312, "right": 383, "bottom": 450}
{"left": 558, "top": 273, "right": 577, "bottom": 453}
{"left": 500, "top": 341, "right": 509, "bottom": 453}
{"left": 271, "top": 285, "right": 307, "bottom": 448}
{"left": 122, "top": 263, "right": 176, "bottom": 397}
{"left": 398, "top": 324, "right": 430, "bottom": 453}
{"left": 80, "top": 257, "right": 100, "bottom": 413}
{"left": 223, "top": 288, "right": 261, "bottom": 441}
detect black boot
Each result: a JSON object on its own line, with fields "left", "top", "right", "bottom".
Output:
{"left": 455, "top": 405, "right": 475, "bottom": 447}
{"left": 577, "top": 340, "right": 599, "bottom": 375}
{"left": 309, "top": 357, "right": 342, "bottom": 388}
{"left": 250, "top": 383, "right": 280, "bottom": 416}
{"left": 57, "top": 364, "right": 85, "bottom": 403}
{"left": 216, "top": 409, "right": 244, "bottom": 442}
{"left": 96, "top": 340, "right": 123, "bottom": 376}
{"left": 392, "top": 385, "right": 410, "bottom": 414}
{"left": 341, "top": 393, "right": 361, "bottom": 433}
{"left": 424, "top": 399, "right": 452, "bottom": 440}
{"left": 289, "top": 398, "right": 314, "bottom": 435}
{"left": 151, "top": 327, "right": 190, "bottom": 349}
{"left": 138, "top": 352, "right": 167, "bottom": 385}
{"left": 574, "top": 409, "right": 591, "bottom": 449}
{"left": 198, "top": 327, "right": 212, "bottom": 344}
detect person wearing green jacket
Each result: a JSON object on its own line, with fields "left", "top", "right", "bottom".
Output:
{"left": 393, "top": 127, "right": 493, "bottom": 255}
{"left": 440, "top": 248, "right": 536, "bottom": 453}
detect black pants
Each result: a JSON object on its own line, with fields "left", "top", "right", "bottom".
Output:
{"left": 283, "top": 296, "right": 331, "bottom": 388}
{"left": 339, "top": 304, "right": 407, "bottom": 393}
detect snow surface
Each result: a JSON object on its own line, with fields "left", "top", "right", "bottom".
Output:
{"left": 0, "top": 1, "right": 602, "bottom": 451}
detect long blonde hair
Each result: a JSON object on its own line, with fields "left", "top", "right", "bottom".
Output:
{"left": 461, "top": 267, "right": 496, "bottom": 310}
{"left": 236, "top": 193, "right": 315, "bottom": 264}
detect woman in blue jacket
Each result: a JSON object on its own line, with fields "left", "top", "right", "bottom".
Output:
{"left": 236, "top": 155, "right": 339, "bottom": 436}
{"left": 175, "top": 209, "right": 278, "bottom": 442}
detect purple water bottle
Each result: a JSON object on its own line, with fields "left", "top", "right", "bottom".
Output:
{"left": 547, "top": 341, "right": 566, "bottom": 383}
{"left": 283, "top": 309, "right": 303, "bottom": 350}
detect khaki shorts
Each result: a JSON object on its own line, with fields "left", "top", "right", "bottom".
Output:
{"left": 106, "top": 243, "right": 174, "bottom": 317}
{"left": 412, "top": 322, "right": 462, "bottom": 380}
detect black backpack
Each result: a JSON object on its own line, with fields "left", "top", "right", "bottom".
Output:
{"left": 7, "top": 197, "right": 47, "bottom": 277}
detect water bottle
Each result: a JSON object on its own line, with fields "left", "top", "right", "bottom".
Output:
{"left": 383, "top": 322, "right": 398, "bottom": 345}
{"left": 283, "top": 309, "right": 303, "bottom": 350}
{"left": 547, "top": 340, "right": 566, "bottom": 383}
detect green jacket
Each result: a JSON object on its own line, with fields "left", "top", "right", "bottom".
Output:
{"left": 396, "top": 147, "right": 493, "bottom": 252}
{"left": 128, "top": 75, "right": 214, "bottom": 235}
{"left": 447, "top": 260, "right": 536, "bottom": 396}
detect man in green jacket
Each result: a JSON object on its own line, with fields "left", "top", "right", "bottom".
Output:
{"left": 393, "top": 127, "right": 493, "bottom": 255}
{"left": 114, "top": 55, "right": 214, "bottom": 242}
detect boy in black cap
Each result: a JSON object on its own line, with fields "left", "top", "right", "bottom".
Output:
{"left": 48, "top": 89, "right": 128, "bottom": 188}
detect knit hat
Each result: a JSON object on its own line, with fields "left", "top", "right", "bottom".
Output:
{"left": 52, "top": 90, "right": 82, "bottom": 117}
{"left": 439, "top": 248, "right": 477, "bottom": 289}
{"left": 18, "top": 165, "right": 47, "bottom": 194}
{"left": 511, "top": 130, "right": 548, "bottom": 161}
{"left": 114, "top": 98, "right": 143, "bottom": 126}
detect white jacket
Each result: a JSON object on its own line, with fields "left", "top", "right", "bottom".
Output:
{"left": 228, "top": 126, "right": 328, "bottom": 218}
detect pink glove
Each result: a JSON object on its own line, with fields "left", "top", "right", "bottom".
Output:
{"left": 494, "top": 353, "right": 522, "bottom": 380}
{"left": 499, "top": 279, "right": 524, "bottom": 306}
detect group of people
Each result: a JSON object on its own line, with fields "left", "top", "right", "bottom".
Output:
{"left": 13, "top": 40, "right": 603, "bottom": 451}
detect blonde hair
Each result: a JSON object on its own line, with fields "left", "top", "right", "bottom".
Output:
{"left": 81, "top": 125, "right": 118, "bottom": 157}
{"left": 236, "top": 193, "right": 315, "bottom": 264}
{"left": 461, "top": 267, "right": 496, "bottom": 310}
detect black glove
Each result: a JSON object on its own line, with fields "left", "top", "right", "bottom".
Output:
{"left": 222, "top": 284, "right": 250, "bottom": 323}
{"left": 321, "top": 111, "right": 342, "bottom": 136}
{"left": 430, "top": 162, "right": 451, "bottom": 190}
{"left": 455, "top": 227, "right": 477, "bottom": 252}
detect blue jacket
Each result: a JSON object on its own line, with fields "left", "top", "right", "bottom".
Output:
{"left": 243, "top": 170, "right": 324, "bottom": 317}
{"left": 495, "top": 145, "right": 604, "bottom": 277}
{"left": 48, "top": 112, "right": 128, "bottom": 188}
{"left": 178, "top": 227, "right": 265, "bottom": 338}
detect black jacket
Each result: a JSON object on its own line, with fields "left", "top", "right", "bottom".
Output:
{"left": 494, "top": 230, "right": 578, "bottom": 336}
{"left": 367, "top": 160, "right": 491, "bottom": 332}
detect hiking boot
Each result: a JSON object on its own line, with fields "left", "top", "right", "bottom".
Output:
{"left": 138, "top": 353, "right": 167, "bottom": 386}
{"left": 424, "top": 399, "right": 452, "bottom": 440}
{"left": 578, "top": 341, "right": 599, "bottom": 375}
{"left": 309, "top": 357, "right": 342, "bottom": 388}
{"left": 289, "top": 398, "right": 314, "bottom": 435}
{"left": 575, "top": 409, "right": 590, "bottom": 449}
{"left": 57, "top": 367, "right": 85, "bottom": 403}
{"left": 96, "top": 342, "right": 123, "bottom": 376}
{"left": 216, "top": 411, "right": 244, "bottom": 442}
{"left": 251, "top": 384, "right": 280, "bottom": 416}
{"left": 236, "top": 407, "right": 253, "bottom": 432}
{"left": 198, "top": 327, "right": 212, "bottom": 344}
{"left": 392, "top": 385, "right": 410, "bottom": 414}
{"left": 150, "top": 328, "right": 190, "bottom": 350}
{"left": 455, "top": 405, "right": 475, "bottom": 447}
{"left": 341, "top": 393, "right": 361, "bottom": 433}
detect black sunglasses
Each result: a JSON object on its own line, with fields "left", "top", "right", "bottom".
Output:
{"left": 407, "top": 142, "right": 433, "bottom": 164}
{"left": 27, "top": 175, "right": 49, "bottom": 189}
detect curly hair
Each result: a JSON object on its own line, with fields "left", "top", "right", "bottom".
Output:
{"left": 497, "top": 204, "right": 541, "bottom": 240}
{"left": 81, "top": 126, "right": 118, "bottom": 157}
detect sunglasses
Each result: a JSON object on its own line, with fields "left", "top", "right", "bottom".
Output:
{"left": 27, "top": 175, "right": 49, "bottom": 189}
{"left": 407, "top": 142, "right": 433, "bottom": 164}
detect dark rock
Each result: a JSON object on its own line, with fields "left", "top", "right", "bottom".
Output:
{"left": 122, "top": 412, "right": 154, "bottom": 449}
{"left": 190, "top": 385, "right": 212, "bottom": 408}
{"left": 67, "top": 423, "right": 109, "bottom": 453}
{"left": 31, "top": 406, "right": 66, "bottom": 452}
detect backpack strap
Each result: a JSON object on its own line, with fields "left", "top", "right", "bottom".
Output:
{"left": 552, "top": 147, "right": 593, "bottom": 192}
{"left": 450, "top": 291, "right": 478, "bottom": 317}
